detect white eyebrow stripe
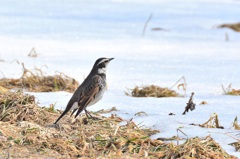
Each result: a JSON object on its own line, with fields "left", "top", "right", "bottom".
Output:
{"left": 97, "top": 59, "right": 108, "bottom": 65}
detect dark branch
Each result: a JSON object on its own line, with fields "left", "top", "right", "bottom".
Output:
{"left": 182, "top": 92, "right": 196, "bottom": 115}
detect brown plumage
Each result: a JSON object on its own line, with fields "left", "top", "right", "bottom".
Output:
{"left": 54, "top": 57, "right": 114, "bottom": 124}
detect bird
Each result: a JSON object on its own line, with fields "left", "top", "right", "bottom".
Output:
{"left": 54, "top": 57, "right": 114, "bottom": 124}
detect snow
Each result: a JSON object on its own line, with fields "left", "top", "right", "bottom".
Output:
{"left": 0, "top": 0, "right": 240, "bottom": 157}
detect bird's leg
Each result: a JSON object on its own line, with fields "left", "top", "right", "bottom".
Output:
{"left": 84, "top": 109, "right": 101, "bottom": 120}
{"left": 84, "top": 109, "right": 93, "bottom": 119}
{"left": 54, "top": 123, "right": 63, "bottom": 131}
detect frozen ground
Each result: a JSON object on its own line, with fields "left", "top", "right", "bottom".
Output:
{"left": 0, "top": 0, "right": 240, "bottom": 157}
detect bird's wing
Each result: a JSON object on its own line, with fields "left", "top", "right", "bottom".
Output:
{"left": 74, "top": 75, "right": 102, "bottom": 117}
{"left": 54, "top": 76, "right": 90, "bottom": 124}
{"left": 54, "top": 75, "right": 102, "bottom": 124}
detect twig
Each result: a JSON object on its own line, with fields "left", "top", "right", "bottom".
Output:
{"left": 9, "top": 59, "right": 20, "bottom": 64}
{"left": 221, "top": 83, "right": 232, "bottom": 94}
{"left": 199, "top": 113, "right": 224, "bottom": 129}
{"left": 182, "top": 92, "right": 196, "bottom": 115}
{"left": 208, "top": 131, "right": 240, "bottom": 142}
{"left": 167, "top": 76, "right": 187, "bottom": 97}
{"left": 95, "top": 107, "right": 117, "bottom": 114}
{"left": 233, "top": 116, "right": 240, "bottom": 130}
{"left": 134, "top": 111, "right": 148, "bottom": 116}
{"left": 177, "top": 128, "right": 188, "bottom": 145}
{"left": 169, "top": 76, "right": 186, "bottom": 90}
{"left": 28, "top": 47, "right": 38, "bottom": 58}
{"left": 142, "top": 13, "right": 153, "bottom": 37}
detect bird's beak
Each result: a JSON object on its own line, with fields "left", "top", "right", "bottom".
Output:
{"left": 109, "top": 58, "right": 114, "bottom": 61}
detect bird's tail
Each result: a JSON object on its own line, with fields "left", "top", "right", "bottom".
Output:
{"left": 70, "top": 109, "right": 77, "bottom": 117}
{"left": 54, "top": 107, "right": 71, "bottom": 124}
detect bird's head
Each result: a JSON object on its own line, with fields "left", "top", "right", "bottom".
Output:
{"left": 93, "top": 57, "right": 114, "bottom": 74}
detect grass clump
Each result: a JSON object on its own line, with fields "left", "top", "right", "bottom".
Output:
{"left": 126, "top": 76, "right": 186, "bottom": 98}
{"left": 161, "top": 136, "right": 237, "bottom": 159}
{"left": 126, "top": 85, "right": 179, "bottom": 98}
{"left": 0, "top": 91, "right": 35, "bottom": 121}
{"left": 0, "top": 63, "right": 78, "bottom": 93}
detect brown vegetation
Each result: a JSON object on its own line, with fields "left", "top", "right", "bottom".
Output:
{"left": 126, "top": 76, "right": 186, "bottom": 98}
{"left": 229, "top": 116, "right": 240, "bottom": 153}
{"left": 190, "top": 113, "right": 224, "bottom": 129}
{"left": 0, "top": 63, "right": 78, "bottom": 92}
{"left": 126, "top": 85, "right": 179, "bottom": 98}
{"left": 230, "top": 142, "right": 240, "bottom": 152}
{"left": 222, "top": 83, "right": 240, "bottom": 96}
{"left": 200, "top": 113, "right": 224, "bottom": 129}
{"left": 0, "top": 91, "right": 238, "bottom": 158}
{"left": 233, "top": 116, "right": 240, "bottom": 130}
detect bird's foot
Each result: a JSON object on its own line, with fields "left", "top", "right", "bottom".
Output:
{"left": 84, "top": 109, "right": 102, "bottom": 120}
{"left": 53, "top": 123, "right": 63, "bottom": 131}
{"left": 85, "top": 115, "right": 101, "bottom": 120}
{"left": 91, "top": 116, "right": 101, "bottom": 120}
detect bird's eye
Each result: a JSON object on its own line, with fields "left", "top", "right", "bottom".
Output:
{"left": 99, "top": 63, "right": 105, "bottom": 68}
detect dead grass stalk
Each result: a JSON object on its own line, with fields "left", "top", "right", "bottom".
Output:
{"left": 222, "top": 83, "right": 240, "bottom": 95}
{"left": 200, "top": 113, "right": 224, "bottom": 129}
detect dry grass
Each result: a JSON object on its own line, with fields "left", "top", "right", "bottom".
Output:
{"left": 0, "top": 63, "right": 78, "bottom": 92}
{"left": 0, "top": 91, "right": 238, "bottom": 158}
{"left": 0, "top": 86, "right": 9, "bottom": 93}
{"left": 0, "top": 91, "right": 35, "bottom": 121}
{"left": 199, "top": 113, "right": 224, "bottom": 129}
{"left": 222, "top": 83, "right": 240, "bottom": 96}
{"left": 228, "top": 89, "right": 240, "bottom": 95}
{"left": 126, "top": 76, "right": 186, "bottom": 98}
{"left": 162, "top": 136, "right": 237, "bottom": 159}
{"left": 232, "top": 116, "right": 240, "bottom": 130}
{"left": 126, "top": 85, "right": 179, "bottom": 98}
{"left": 230, "top": 142, "right": 240, "bottom": 152}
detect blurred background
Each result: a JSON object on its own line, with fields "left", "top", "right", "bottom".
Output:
{"left": 0, "top": 0, "right": 240, "bottom": 95}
